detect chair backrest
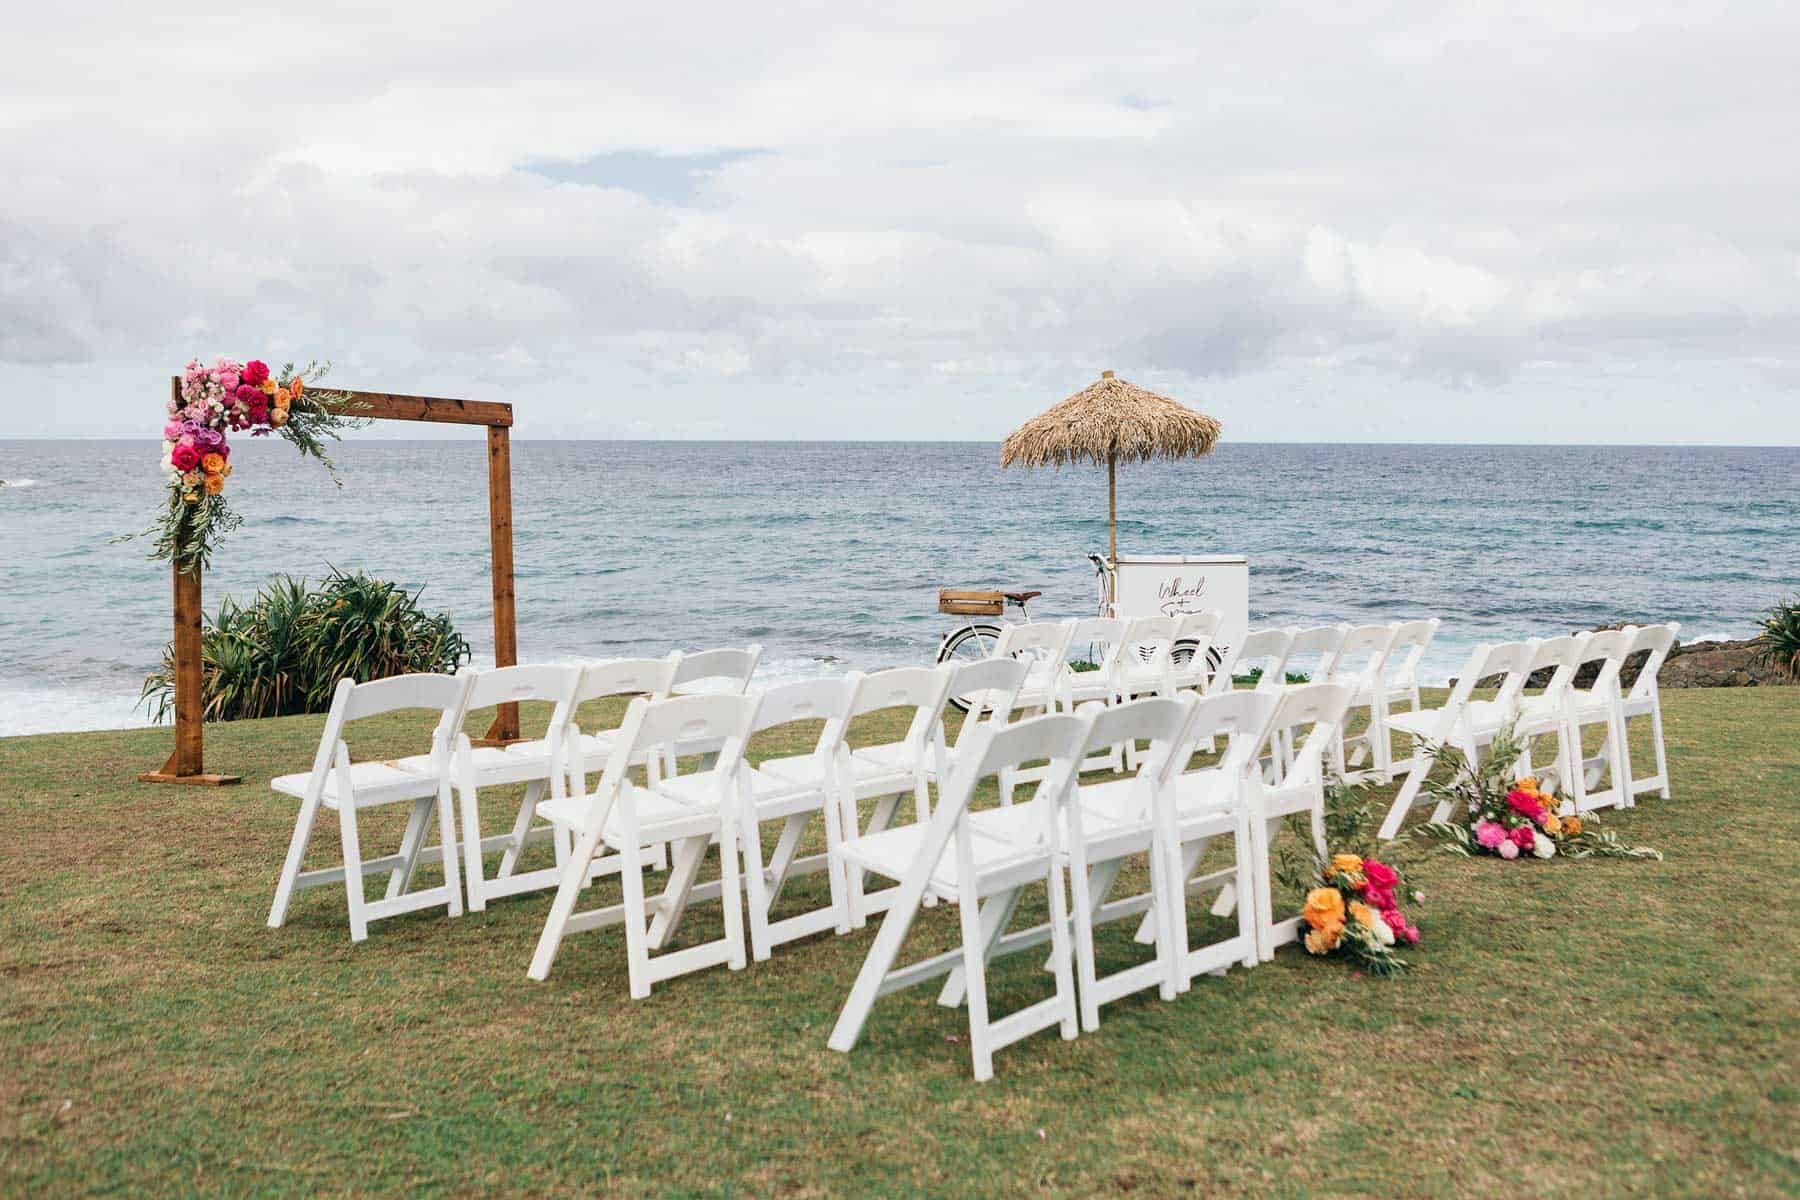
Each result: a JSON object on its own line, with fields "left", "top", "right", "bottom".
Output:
{"left": 1625, "top": 623, "right": 1680, "bottom": 700}
{"left": 1232, "top": 627, "right": 1296, "bottom": 692}
{"left": 944, "top": 656, "right": 1029, "bottom": 753}
{"left": 945, "top": 711, "right": 1089, "bottom": 853}
{"left": 1568, "top": 626, "right": 1636, "bottom": 701}
{"left": 1327, "top": 623, "right": 1399, "bottom": 688}
{"left": 1283, "top": 624, "right": 1349, "bottom": 684}
{"left": 1170, "top": 610, "right": 1225, "bottom": 687}
{"left": 1066, "top": 616, "right": 1128, "bottom": 681}
{"left": 600, "top": 693, "right": 759, "bottom": 797}
{"left": 1120, "top": 615, "right": 1182, "bottom": 689}
{"left": 315, "top": 672, "right": 473, "bottom": 786}
{"left": 463, "top": 663, "right": 582, "bottom": 718}
{"left": 849, "top": 665, "right": 955, "bottom": 757}
{"left": 1185, "top": 689, "right": 1282, "bottom": 775}
{"left": 1070, "top": 696, "right": 1200, "bottom": 826}
{"left": 575, "top": 654, "right": 682, "bottom": 704}
{"left": 670, "top": 645, "right": 763, "bottom": 695}
{"left": 1261, "top": 681, "right": 1354, "bottom": 787}
{"left": 1383, "top": 618, "right": 1441, "bottom": 689}
{"left": 1523, "top": 634, "right": 1585, "bottom": 700}
{"left": 994, "top": 619, "right": 1077, "bottom": 698}
{"left": 1443, "top": 639, "right": 1536, "bottom": 713}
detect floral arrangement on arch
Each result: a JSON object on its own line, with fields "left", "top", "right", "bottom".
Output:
{"left": 1415, "top": 724, "right": 1662, "bottom": 862}
{"left": 141, "top": 358, "right": 363, "bottom": 572}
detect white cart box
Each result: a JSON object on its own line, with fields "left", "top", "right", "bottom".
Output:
{"left": 1111, "top": 555, "right": 1250, "bottom": 659}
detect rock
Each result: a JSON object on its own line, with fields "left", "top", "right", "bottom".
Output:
{"left": 1467, "top": 632, "right": 1793, "bottom": 690}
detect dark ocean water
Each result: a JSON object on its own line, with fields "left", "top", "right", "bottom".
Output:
{"left": 2, "top": 439, "right": 1794, "bottom": 737}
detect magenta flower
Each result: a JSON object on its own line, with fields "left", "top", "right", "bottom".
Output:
{"left": 1508, "top": 824, "right": 1536, "bottom": 852}
{"left": 1474, "top": 820, "right": 1507, "bottom": 850}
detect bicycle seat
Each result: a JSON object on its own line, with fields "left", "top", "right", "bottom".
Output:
{"left": 1003, "top": 590, "right": 1042, "bottom": 604}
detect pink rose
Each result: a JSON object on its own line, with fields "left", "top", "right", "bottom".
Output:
{"left": 1384, "top": 909, "right": 1420, "bottom": 945}
{"left": 1363, "top": 860, "right": 1399, "bottom": 891}
{"left": 1506, "top": 789, "right": 1545, "bottom": 822}
{"left": 242, "top": 360, "right": 269, "bottom": 386}
{"left": 1509, "top": 824, "right": 1536, "bottom": 852}
{"left": 1497, "top": 839, "right": 1520, "bottom": 859}
{"left": 1474, "top": 820, "right": 1507, "bottom": 850}
{"left": 163, "top": 421, "right": 183, "bottom": 440}
{"left": 235, "top": 384, "right": 262, "bottom": 406}
{"left": 1363, "top": 885, "right": 1395, "bottom": 911}
{"left": 170, "top": 443, "right": 201, "bottom": 472}
{"left": 220, "top": 371, "right": 240, "bottom": 390}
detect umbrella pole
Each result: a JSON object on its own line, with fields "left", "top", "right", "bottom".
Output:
{"left": 1107, "top": 452, "right": 1117, "bottom": 566}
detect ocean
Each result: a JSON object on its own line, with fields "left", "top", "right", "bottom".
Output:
{"left": 2, "top": 440, "right": 1795, "bottom": 738}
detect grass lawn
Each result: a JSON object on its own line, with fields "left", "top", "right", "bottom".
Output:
{"left": 3, "top": 687, "right": 1797, "bottom": 1197}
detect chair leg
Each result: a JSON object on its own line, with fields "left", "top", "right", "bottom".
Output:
{"left": 938, "top": 888, "right": 1023, "bottom": 1007}
{"left": 1042, "top": 868, "right": 1080, "bottom": 1040}
{"left": 497, "top": 780, "right": 544, "bottom": 879}
{"left": 435, "top": 780, "right": 463, "bottom": 917}
{"left": 716, "top": 811, "right": 749, "bottom": 972}
{"left": 1378, "top": 749, "right": 1431, "bottom": 841}
{"left": 648, "top": 835, "right": 710, "bottom": 950}
{"left": 459, "top": 780, "right": 489, "bottom": 911}
{"left": 740, "top": 810, "right": 775, "bottom": 963}
{"left": 527, "top": 829, "right": 596, "bottom": 982}
{"left": 617, "top": 834, "right": 654, "bottom": 999}
{"left": 389, "top": 796, "right": 433, "bottom": 900}
{"left": 268, "top": 793, "right": 320, "bottom": 929}
{"left": 337, "top": 801, "right": 369, "bottom": 944}
{"left": 828, "top": 876, "right": 931, "bottom": 1053}
{"left": 1650, "top": 703, "right": 1671, "bottom": 800}
{"left": 958, "top": 889, "right": 996, "bottom": 1082}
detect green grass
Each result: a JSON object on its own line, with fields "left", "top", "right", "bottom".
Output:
{"left": 3, "top": 689, "right": 1797, "bottom": 1197}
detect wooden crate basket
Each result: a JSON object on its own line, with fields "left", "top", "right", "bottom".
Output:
{"left": 938, "top": 588, "right": 1005, "bottom": 617}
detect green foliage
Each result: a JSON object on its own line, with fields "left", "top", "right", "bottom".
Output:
{"left": 1231, "top": 666, "right": 1310, "bottom": 686}
{"left": 141, "top": 569, "right": 470, "bottom": 723}
{"left": 1068, "top": 659, "right": 1102, "bottom": 673}
{"left": 1754, "top": 594, "right": 1800, "bottom": 680}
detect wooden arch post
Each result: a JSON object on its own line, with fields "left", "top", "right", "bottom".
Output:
{"left": 141, "top": 386, "right": 519, "bottom": 786}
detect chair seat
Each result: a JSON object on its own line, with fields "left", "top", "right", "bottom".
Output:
{"left": 271, "top": 761, "right": 440, "bottom": 808}
{"left": 850, "top": 742, "right": 924, "bottom": 776}
{"left": 1386, "top": 707, "right": 1448, "bottom": 738}
{"left": 536, "top": 785, "right": 720, "bottom": 844}
{"left": 833, "top": 823, "right": 1043, "bottom": 896}
{"left": 649, "top": 769, "right": 742, "bottom": 810}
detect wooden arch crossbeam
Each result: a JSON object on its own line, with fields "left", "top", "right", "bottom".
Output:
{"left": 141, "top": 384, "right": 521, "bottom": 786}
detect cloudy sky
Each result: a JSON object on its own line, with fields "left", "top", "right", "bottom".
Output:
{"left": 4, "top": 2, "right": 1797, "bottom": 443}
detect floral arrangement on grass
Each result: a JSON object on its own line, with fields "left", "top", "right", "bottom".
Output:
{"left": 136, "top": 358, "right": 363, "bottom": 573}
{"left": 1276, "top": 777, "right": 1423, "bottom": 976}
{"left": 1297, "top": 851, "right": 1419, "bottom": 975}
{"left": 1415, "top": 724, "right": 1662, "bottom": 861}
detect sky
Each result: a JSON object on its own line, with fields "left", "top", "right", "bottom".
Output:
{"left": 2, "top": 2, "right": 1797, "bottom": 443}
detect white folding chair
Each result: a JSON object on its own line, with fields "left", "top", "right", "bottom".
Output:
{"left": 267, "top": 673, "right": 473, "bottom": 942}
{"left": 1169, "top": 610, "right": 1224, "bottom": 693}
{"left": 1055, "top": 615, "right": 1131, "bottom": 773}
{"left": 994, "top": 620, "right": 1077, "bottom": 804}
{"left": 729, "top": 676, "right": 861, "bottom": 960}
{"left": 1218, "top": 627, "right": 1296, "bottom": 694}
{"left": 1283, "top": 624, "right": 1349, "bottom": 686}
{"left": 802, "top": 665, "right": 956, "bottom": 927}
{"left": 827, "top": 712, "right": 1089, "bottom": 1082}
{"left": 932, "top": 656, "right": 1029, "bottom": 790}
{"left": 1376, "top": 640, "right": 1536, "bottom": 840}
{"left": 1243, "top": 683, "right": 1353, "bottom": 960}
{"left": 557, "top": 654, "right": 683, "bottom": 784}
{"left": 1115, "top": 615, "right": 1182, "bottom": 701}
{"left": 528, "top": 694, "right": 756, "bottom": 996}
{"left": 1366, "top": 618, "right": 1441, "bottom": 780}
{"left": 450, "top": 664, "right": 584, "bottom": 911}
{"left": 1507, "top": 634, "right": 1587, "bottom": 804}
{"left": 1620, "top": 623, "right": 1680, "bottom": 805}
{"left": 660, "top": 645, "right": 764, "bottom": 775}
{"left": 1555, "top": 627, "right": 1636, "bottom": 814}
{"left": 1325, "top": 623, "right": 1401, "bottom": 781}
{"left": 935, "top": 697, "right": 1217, "bottom": 1029}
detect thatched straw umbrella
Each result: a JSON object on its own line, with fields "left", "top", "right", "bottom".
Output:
{"left": 1000, "top": 370, "right": 1222, "bottom": 564}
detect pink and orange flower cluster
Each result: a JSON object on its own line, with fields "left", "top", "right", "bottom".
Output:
{"left": 163, "top": 357, "right": 307, "bottom": 503}
{"left": 1468, "top": 776, "right": 1581, "bottom": 861}
{"left": 1301, "top": 852, "right": 1418, "bottom": 974}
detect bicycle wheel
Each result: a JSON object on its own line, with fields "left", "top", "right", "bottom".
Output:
{"left": 937, "top": 623, "right": 1004, "bottom": 712}
{"left": 1170, "top": 640, "right": 1227, "bottom": 677}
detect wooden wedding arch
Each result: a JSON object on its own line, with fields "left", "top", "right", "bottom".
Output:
{"left": 141, "top": 383, "right": 521, "bottom": 786}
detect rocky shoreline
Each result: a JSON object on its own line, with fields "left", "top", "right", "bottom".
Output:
{"left": 1471, "top": 634, "right": 1793, "bottom": 690}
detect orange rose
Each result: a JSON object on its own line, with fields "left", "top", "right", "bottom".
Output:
{"left": 288, "top": 377, "right": 305, "bottom": 397}
{"left": 203, "top": 473, "right": 225, "bottom": 495}
{"left": 1302, "top": 887, "right": 1345, "bottom": 931}
{"left": 274, "top": 387, "right": 292, "bottom": 406}
{"left": 1562, "top": 815, "right": 1583, "bottom": 835}
{"left": 1304, "top": 921, "right": 1343, "bottom": 954}
{"left": 1516, "top": 777, "right": 1540, "bottom": 794}
{"left": 201, "top": 453, "right": 225, "bottom": 475}
{"left": 260, "top": 378, "right": 278, "bottom": 396}
{"left": 1329, "top": 853, "right": 1364, "bottom": 882}
{"left": 270, "top": 407, "right": 289, "bottom": 428}
{"left": 1348, "top": 900, "right": 1377, "bottom": 929}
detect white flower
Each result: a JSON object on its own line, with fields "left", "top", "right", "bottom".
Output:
{"left": 1370, "top": 913, "right": 1396, "bottom": 946}
{"left": 1533, "top": 835, "right": 1557, "bottom": 859}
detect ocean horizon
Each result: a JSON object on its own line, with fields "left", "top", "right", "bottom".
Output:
{"left": 4, "top": 438, "right": 1795, "bottom": 739}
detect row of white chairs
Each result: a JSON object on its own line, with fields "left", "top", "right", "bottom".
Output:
{"left": 1375, "top": 623, "right": 1680, "bottom": 839}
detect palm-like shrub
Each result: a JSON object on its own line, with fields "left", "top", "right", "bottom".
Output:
{"left": 1755, "top": 595, "right": 1800, "bottom": 680}
{"left": 142, "top": 569, "right": 471, "bottom": 723}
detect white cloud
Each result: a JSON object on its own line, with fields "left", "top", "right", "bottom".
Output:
{"left": 1, "top": 0, "right": 1797, "bottom": 441}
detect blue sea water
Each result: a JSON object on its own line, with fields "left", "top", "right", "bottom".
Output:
{"left": 2, "top": 439, "right": 1795, "bottom": 738}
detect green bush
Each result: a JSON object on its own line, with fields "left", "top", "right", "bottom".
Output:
{"left": 142, "top": 569, "right": 471, "bottom": 723}
{"left": 1755, "top": 595, "right": 1800, "bottom": 680}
